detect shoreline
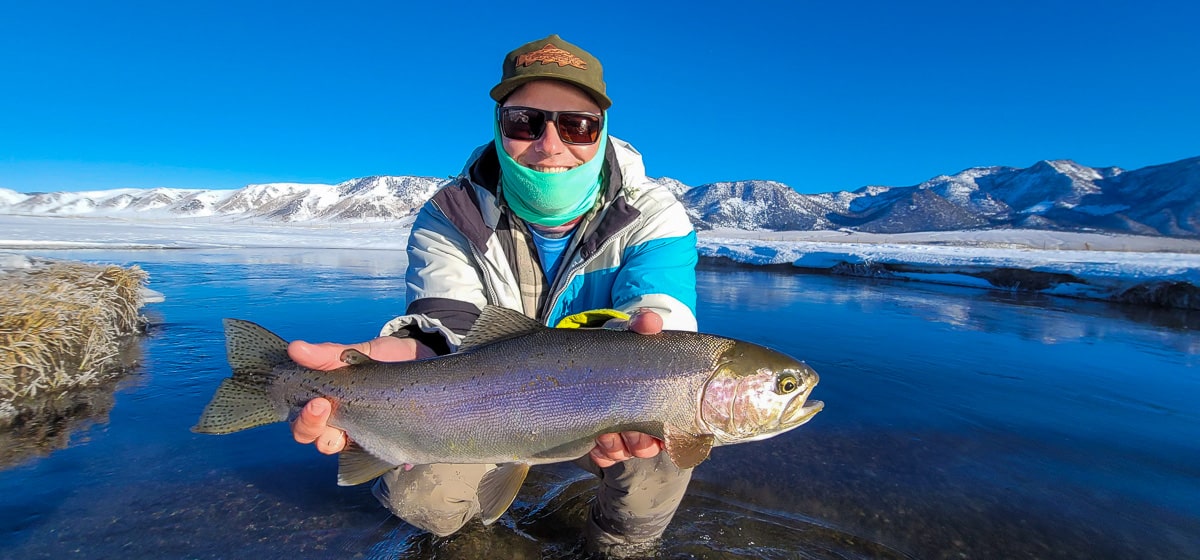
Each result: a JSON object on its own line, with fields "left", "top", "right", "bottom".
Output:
{"left": 697, "top": 255, "right": 1199, "bottom": 310}
{"left": 2, "top": 215, "right": 1197, "bottom": 310}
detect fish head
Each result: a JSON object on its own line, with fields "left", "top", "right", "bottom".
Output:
{"left": 699, "top": 340, "right": 823, "bottom": 445}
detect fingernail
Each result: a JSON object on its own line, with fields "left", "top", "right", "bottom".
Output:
{"left": 308, "top": 399, "right": 328, "bottom": 415}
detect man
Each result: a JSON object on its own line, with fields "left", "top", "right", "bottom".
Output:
{"left": 287, "top": 34, "right": 699, "bottom": 549}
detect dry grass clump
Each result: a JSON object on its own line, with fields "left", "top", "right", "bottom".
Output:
{"left": 0, "top": 260, "right": 149, "bottom": 404}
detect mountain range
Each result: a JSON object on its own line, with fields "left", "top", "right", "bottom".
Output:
{"left": 2, "top": 155, "right": 1196, "bottom": 238}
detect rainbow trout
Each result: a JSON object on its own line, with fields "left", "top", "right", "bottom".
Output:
{"left": 194, "top": 305, "right": 822, "bottom": 524}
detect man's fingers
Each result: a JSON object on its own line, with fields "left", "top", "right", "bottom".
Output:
{"left": 589, "top": 431, "right": 665, "bottom": 468}
{"left": 289, "top": 341, "right": 354, "bottom": 371}
{"left": 292, "top": 399, "right": 347, "bottom": 455}
{"left": 292, "top": 398, "right": 332, "bottom": 444}
{"left": 287, "top": 338, "right": 428, "bottom": 457}
{"left": 288, "top": 337, "right": 431, "bottom": 372}
{"left": 368, "top": 336, "right": 431, "bottom": 362}
{"left": 315, "top": 428, "right": 347, "bottom": 454}
{"left": 621, "top": 431, "right": 663, "bottom": 458}
{"left": 595, "top": 432, "right": 625, "bottom": 454}
{"left": 628, "top": 309, "right": 664, "bottom": 335}
{"left": 590, "top": 448, "right": 618, "bottom": 469}
{"left": 592, "top": 432, "right": 632, "bottom": 466}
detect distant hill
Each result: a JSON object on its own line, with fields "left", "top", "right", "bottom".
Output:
{"left": 2, "top": 156, "right": 1196, "bottom": 238}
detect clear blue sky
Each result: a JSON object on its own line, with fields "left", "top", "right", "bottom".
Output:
{"left": 1, "top": 0, "right": 1197, "bottom": 194}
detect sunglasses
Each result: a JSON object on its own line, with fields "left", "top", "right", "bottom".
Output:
{"left": 497, "top": 106, "right": 603, "bottom": 145}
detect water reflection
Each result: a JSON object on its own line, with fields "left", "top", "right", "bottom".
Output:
{"left": 0, "top": 385, "right": 119, "bottom": 470}
{"left": 699, "top": 266, "right": 1200, "bottom": 358}
{"left": 0, "top": 338, "right": 145, "bottom": 470}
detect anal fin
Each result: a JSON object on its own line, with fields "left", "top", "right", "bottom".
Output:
{"left": 477, "top": 462, "right": 531, "bottom": 525}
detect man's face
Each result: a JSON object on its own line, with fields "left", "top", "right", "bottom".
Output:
{"left": 501, "top": 80, "right": 602, "bottom": 172}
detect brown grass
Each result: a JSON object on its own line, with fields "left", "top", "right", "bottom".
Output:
{"left": 0, "top": 259, "right": 149, "bottom": 404}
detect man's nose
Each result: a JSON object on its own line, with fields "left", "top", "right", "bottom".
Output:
{"left": 533, "top": 120, "right": 566, "bottom": 155}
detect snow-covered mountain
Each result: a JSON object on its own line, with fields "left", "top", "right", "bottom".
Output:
{"left": 0, "top": 176, "right": 447, "bottom": 223}
{"left": 690, "top": 155, "right": 1197, "bottom": 238}
{"left": 678, "top": 181, "right": 830, "bottom": 230}
{"left": 1, "top": 156, "right": 1195, "bottom": 237}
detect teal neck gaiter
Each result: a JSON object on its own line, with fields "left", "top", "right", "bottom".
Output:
{"left": 494, "top": 117, "right": 609, "bottom": 227}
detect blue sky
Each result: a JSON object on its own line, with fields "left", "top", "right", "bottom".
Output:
{"left": 1, "top": 1, "right": 1197, "bottom": 194}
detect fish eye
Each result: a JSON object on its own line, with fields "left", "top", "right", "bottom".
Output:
{"left": 777, "top": 374, "right": 799, "bottom": 394}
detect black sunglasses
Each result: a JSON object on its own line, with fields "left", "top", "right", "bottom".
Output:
{"left": 497, "top": 106, "right": 603, "bottom": 145}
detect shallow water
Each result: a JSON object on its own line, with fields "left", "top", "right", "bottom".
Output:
{"left": 1, "top": 248, "right": 1197, "bottom": 559}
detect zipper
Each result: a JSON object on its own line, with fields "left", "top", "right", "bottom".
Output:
{"left": 542, "top": 218, "right": 636, "bottom": 321}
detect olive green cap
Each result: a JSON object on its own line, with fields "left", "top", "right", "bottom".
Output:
{"left": 490, "top": 34, "right": 611, "bottom": 110}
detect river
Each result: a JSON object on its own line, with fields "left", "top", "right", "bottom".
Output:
{"left": 1, "top": 248, "right": 1196, "bottom": 559}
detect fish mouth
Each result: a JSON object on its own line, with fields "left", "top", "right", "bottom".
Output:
{"left": 780, "top": 389, "right": 824, "bottom": 429}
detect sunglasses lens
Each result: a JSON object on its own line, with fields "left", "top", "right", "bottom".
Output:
{"left": 556, "top": 113, "right": 601, "bottom": 144}
{"left": 499, "top": 107, "right": 602, "bottom": 145}
{"left": 500, "top": 108, "right": 545, "bottom": 141}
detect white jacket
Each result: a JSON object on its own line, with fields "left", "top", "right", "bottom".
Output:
{"left": 380, "top": 136, "right": 697, "bottom": 353}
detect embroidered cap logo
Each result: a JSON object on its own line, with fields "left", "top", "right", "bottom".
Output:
{"left": 515, "top": 44, "right": 588, "bottom": 70}
{"left": 491, "top": 35, "right": 612, "bottom": 111}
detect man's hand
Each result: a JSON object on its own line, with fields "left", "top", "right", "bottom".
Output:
{"left": 287, "top": 336, "right": 434, "bottom": 454}
{"left": 625, "top": 308, "right": 664, "bottom": 335}
{"left": 590, "top": 431, "right": 666, "bottom": 468}
{"left": 589, "top": 308, "right": 667, "bottom": 468}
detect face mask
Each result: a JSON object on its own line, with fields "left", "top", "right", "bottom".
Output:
{"left": 494, "top": 118, "right": 608, "bottom": 227}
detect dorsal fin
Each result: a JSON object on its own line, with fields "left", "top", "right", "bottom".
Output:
{"left": 460, "top": 305, "right": 547, "bottom": 350}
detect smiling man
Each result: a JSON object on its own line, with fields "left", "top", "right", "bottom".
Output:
{"left": 286, "top": 34, "right": 699, "bottom": 551}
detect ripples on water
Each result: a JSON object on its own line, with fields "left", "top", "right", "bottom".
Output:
{"left": 1, "top": 249, "right": 1197, "bottom": 559}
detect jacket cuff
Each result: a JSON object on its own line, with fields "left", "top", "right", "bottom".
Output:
{"left": 380, "top": 298, "right": 481, "bottom": 355}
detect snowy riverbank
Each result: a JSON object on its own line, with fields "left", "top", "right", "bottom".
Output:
{"left": 2, "top": 215, "right": 1197, "bottom": 309}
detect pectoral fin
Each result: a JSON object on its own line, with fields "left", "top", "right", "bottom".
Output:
{"left": 663, "top": 424, "right": 715, "bottom": 469}
{"left": 337, "top": 441, "right": 400, "bottom": 486}
{"left": 477, "top": 462, "right": 530, "bottom": 525}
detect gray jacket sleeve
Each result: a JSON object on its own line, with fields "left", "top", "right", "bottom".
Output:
{"left": 378, "top": 200, "right": 488, "bottom": 354}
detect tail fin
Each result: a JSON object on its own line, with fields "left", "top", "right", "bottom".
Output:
{"left": 192, "top": 319, "right": 291, "bottom": 434}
